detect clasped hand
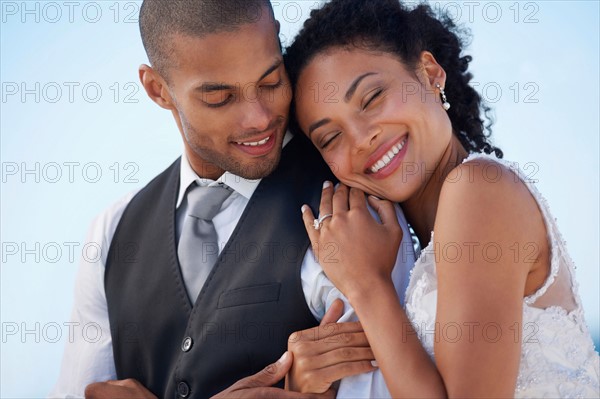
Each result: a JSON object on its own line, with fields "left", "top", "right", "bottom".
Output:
{"left": 85, "top": 353, "right": 336, "bottom": 399}
{"left": 84, "top": 299, "right": 372, "bottom": 398}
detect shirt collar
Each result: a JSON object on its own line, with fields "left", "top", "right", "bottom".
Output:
{"left": 176, "top": 131, "right": 293, "bottom": 208}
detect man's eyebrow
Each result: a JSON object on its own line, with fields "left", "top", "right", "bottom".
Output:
{"left": 257, "top": 59, "right": 283, "bottom": 82}
{"left": 195, "top": 59, "right": 283, "bottom": 93}
{"left": 197, "top": 82, "right": 237, "bottom": 92}
{"left": 308, "top": 118, "right": 332, "bottom": 137}
{"left": 344, "top": 72, "right": 377, "bottom": 102}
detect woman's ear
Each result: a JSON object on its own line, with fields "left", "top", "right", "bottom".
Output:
{"left": 139, "top": 64, "right": 176, "bottom": 110}
{"left": 418, "top": 51, "right": 447, "bottom": 90}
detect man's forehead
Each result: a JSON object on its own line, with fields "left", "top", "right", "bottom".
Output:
{"left": 167, "top": 24, "right": 281, "bottom": 85}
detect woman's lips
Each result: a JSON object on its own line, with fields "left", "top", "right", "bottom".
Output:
{"left": 364, "top": 135, "right": 409, "bottom": 179}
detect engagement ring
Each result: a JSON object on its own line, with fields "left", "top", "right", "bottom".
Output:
{"left": 313, "top": 214, "right": 333, "bottom": 230}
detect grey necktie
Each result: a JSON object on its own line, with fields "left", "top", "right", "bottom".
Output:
{"left": 178, "top": 184, "right": 232, "bottom": 302}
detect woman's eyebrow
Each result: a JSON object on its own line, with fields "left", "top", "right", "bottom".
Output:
{"left": 308, "top": 118, "right": 332, "bottom": 137}
{"left": 344, "top": 72, "right": 377, "bottom": 102}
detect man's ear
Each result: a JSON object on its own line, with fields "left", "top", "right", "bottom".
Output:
{"left": 275, "top": 19, "right": 283, "bottom": 52}
{"left": 418, "top": 51, "right": 447, "bottom": 90}
{"left": 139, "top": 64, "right": 176, "bottom": 110}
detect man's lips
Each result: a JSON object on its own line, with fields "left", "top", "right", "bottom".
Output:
{"left": 234, "top": 132, "right": 273, "bottom": 147}
{"left": 232, "top": 129, "right": 278, "bottom": 156}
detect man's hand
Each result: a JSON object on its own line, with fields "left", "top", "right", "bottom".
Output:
{"left": 286, "top": 299, "right": 377, "bottom": 393}
{"left": 85, "top": 379, "right": 157, "bottom": 399}
{"left": 211, "top": 351, "right": 335, "bottom": 399}
{"left": 84, "top": 354, "right": 334, "bottom": 399}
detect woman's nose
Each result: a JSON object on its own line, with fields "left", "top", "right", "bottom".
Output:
{"left": 351, "top": 123, "right": 382, "bottom": 152}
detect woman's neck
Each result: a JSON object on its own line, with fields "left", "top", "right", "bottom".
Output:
{"left": 401, "top": 135, "right": 468, "bottom": 247}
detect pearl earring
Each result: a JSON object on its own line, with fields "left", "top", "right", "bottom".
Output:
{"left": 435, "top": 83, "right": 451, "bottom": 111}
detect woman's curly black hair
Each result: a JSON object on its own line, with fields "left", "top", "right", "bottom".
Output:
{"left": 284, "top": 0, "right": 502, "bottom": 157}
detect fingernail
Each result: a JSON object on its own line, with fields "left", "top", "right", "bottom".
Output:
{"left": 323, "top": 181, "right": 332, "bottom": 189}
{"left": 278, "top": 351, "right": 290, "bottom": 364}
{"left": 371, "top": 360, "right": 379, "bottom": 367}
{"left": 301, "top": 205, "right": 308, "bottom": 213}
{"left": 369, "top": 195, "right": 381, "bottom": 200}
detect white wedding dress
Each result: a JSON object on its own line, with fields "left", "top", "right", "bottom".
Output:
{"left": 405, "top": 152, "right": 600, "bottom": 398}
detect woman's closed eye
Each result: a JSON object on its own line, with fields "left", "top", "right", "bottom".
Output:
{"left": 362, "top": 88, "right": 385, "bottom": 110}
{"left": 320, "top": 131, "right": 341, "bottom": 149}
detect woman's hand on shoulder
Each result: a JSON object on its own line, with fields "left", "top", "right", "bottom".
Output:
{"left": 301, "top": 182, "right": 402, "bottom": 300}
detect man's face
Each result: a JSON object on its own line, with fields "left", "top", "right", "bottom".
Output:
{"left": 164, "top": 10, "right": 291, "bottom": 180}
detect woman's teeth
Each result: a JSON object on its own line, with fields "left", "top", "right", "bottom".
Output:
{"left": 370, "top": 137, "right": 407, "bottom": 173}
{"left": 237, "top": 136, "right": 271, "bottom": 146}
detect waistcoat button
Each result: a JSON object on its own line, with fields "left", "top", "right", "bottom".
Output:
{"left": 181, "top": 336, "right": 193, "bottom": 352}
{"left": 177, "top": 381, "right": 190, "bottom": 398}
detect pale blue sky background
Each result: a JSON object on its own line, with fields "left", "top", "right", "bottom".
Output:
{"left": 1, "top": 1, "right": 598, "bottom": 397}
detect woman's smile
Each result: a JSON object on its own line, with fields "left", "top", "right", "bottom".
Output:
{"left": 364, "top": 134, "right": 409, "bottom": 178}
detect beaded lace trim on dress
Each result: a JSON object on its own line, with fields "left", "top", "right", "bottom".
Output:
{"left": 403, "top": 152, "right": 600, "bottom": 398}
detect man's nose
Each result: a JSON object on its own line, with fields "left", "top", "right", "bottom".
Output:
{"left": 240, "top": 89, "right": 271, "bottom": 132}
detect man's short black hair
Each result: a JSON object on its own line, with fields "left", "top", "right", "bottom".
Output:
{"left": 140, "top": 0, "right": 274, "bottom": 77}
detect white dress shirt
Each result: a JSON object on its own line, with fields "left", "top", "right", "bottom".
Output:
{"left": 49, "top": 133, "right": 416, "bottom": 398}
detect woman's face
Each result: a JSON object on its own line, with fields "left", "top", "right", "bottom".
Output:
{"left": 295, "top": 48, "right": 454, "bottom": 202}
